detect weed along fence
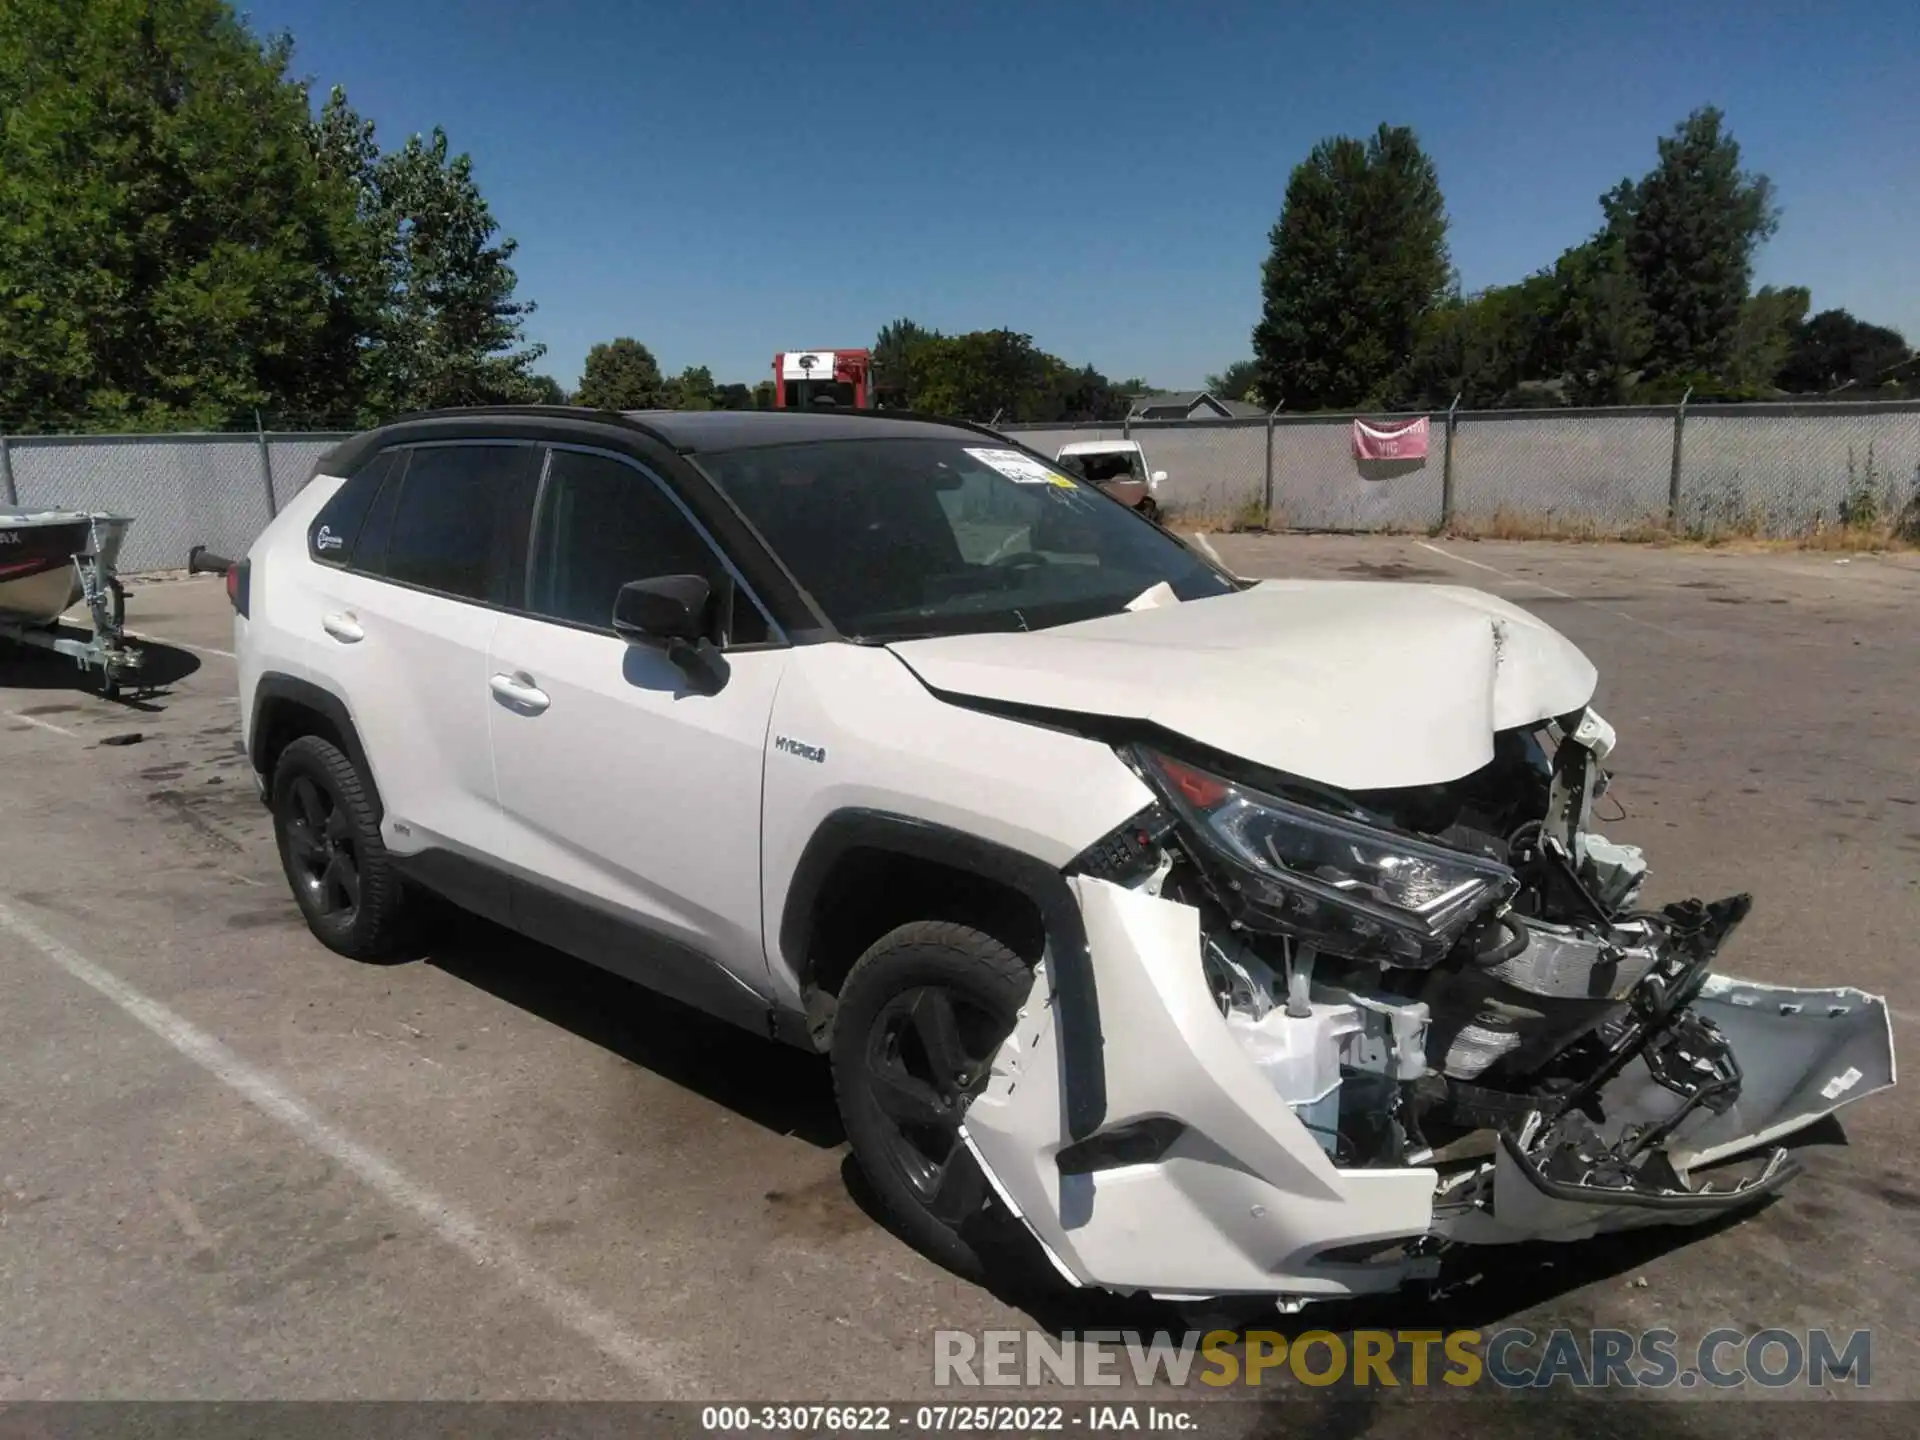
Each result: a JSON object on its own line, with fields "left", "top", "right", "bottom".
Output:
{"left": 2, "top": 401, "right": 1918, "bottom": 574}
{"left": 1001, "top": 398, "right": 1920, "bottom": 540}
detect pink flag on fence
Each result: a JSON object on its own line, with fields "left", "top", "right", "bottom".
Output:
{"left": 1352, "top": 415, "right": 1431, "bottom": 461}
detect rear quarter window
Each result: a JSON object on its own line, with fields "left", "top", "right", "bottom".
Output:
{"left": 308, "top": 452, "right": 396, "bottom": 567}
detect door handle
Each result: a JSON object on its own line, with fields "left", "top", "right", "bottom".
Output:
{"left": 489, "top": 672, "right": 550, "bottom": 714}
{"left": 321, "top": 612, "right": 364, "bottom": 643}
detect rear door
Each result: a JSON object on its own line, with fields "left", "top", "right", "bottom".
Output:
{"left": 485, "top": 444, "right": 791, "bottom": 1019}
{"left": 302, "top": 440, "right": 538, "bottom": 897}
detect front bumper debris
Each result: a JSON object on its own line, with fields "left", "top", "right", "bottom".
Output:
{"left": 961, "top": 878, "right": 1896, "bottom": 1305}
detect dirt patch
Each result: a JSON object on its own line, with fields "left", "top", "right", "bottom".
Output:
{"left": 1340, "top": 560, "right": 1450, "bottom": 580}
{"left": 146, "top": 789, "right": 245, "bottom": 852}
{"left": 762, "top": 1167, "right": 869, "bottom": 1243}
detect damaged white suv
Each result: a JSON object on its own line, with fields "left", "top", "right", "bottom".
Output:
{"left": 231, "top": 406, "right": 1895, "bottom": 1312}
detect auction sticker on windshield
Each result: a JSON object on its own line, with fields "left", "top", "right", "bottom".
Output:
{"left": 965, "top": 448, "right": 1078, "bottom": 488}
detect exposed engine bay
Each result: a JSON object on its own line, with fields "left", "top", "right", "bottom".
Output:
{"left": 1068, "top": 706, "right": 1886, "bottom": 1222}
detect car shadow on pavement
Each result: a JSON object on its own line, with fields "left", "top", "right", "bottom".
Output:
{"left": 964, "top": 1203, "right": 1764, "bottom": 1346}
{"left": 420, "top": 911, "right": 846, "bottom": 1148}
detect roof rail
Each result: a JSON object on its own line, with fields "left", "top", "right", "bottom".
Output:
{"left": 377, "top": 403, "right": 1057, "bottom": 461}
{"left": 790, "top": 405, "right": 1029, "bottom": 445}
{"left": 380, "top": 403, "right": 681, "bottom": 448}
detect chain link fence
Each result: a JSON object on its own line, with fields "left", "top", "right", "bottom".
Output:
{"left": 1, "top": 402, "right": 1916, "bottom": 575}
{"left": 1002, "top": 399, "right": 1920, "bottom": 539}
{"left": 0, "top": 430, "right": 349, "bottom": 571}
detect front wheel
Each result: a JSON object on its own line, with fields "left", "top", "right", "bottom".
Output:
{"left": 831, "top": 921, "right": 1033, "bottom": 1279}
{"left": 1137, "top": 497, "right": 1161, "bottom": 523}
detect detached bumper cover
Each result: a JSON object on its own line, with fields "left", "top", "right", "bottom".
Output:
{"left": 962, "top": 878, "right": 1896, "bottom": 1300}
{"left": 1452, "top": 975, "right": 1896, "bottom": 1245}
{"left": 962, "top": 878, "right": 1438, "bottom": 1301}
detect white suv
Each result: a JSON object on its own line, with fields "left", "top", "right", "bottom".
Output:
{"left": 231, "top": 406, "right": 1892, "bottom": 1313}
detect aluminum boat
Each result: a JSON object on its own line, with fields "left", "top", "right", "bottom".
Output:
{"left": 0, "top": 506, "right": 132, "bottom": 626}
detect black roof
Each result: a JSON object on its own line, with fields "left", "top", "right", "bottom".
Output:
{"left": 616, "top": 408, "right": 976, "bottom": 451}
{"left": 375, "top": 404, "right": 980, "bottom": 451}
{"left": 315, "top": 405, "right": 1008, "bottom": 479}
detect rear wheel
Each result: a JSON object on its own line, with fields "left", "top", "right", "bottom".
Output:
{"left": 831, "top": 921, "right": 1033, "bottom": 1278}
{"left": 270, "top": 734, "right": 407, "bottom": 960}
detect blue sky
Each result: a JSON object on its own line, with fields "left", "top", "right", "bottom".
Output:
{"left": 250, "top": 0, "right": 1919, "bottom": 391}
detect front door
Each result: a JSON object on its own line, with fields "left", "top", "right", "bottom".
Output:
{"left": 485, "top": 445, "right": 790, "bottom": 1023}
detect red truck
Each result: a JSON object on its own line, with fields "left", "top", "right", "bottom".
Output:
{"left": 772, "top": 349, "right": 872, "bottom": 409}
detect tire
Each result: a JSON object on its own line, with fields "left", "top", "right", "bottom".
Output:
{"left": 1137, "top": 497, "right": 1161, "bottom": 523}
{"left": 831, "top": 921, "right": 1035, "bottom": 1280}
{"left": 270, "top": 734, "right": 407, "bottom": 960}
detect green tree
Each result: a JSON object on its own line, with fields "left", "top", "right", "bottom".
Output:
{"left": 750, "top": 379, "right": 776, "bottom": 410}
{"left": 1557, "top": 238, "right": 1654, "bottom": 405}
{"left": 908, "top": 330, "right": 1052, "bottom": 420}
{"left": 1253, "top": 124, "right": 1452, "bottom": 411}
{"left": 1043, "top": 362, "right": 1131, "bottom": 422}
{"left": 522, "top": 374, "right": 568, "bottom": 404}
{"left": 1401, "top": 271, "right": 1567, "bottom": 407}
{"left": 872, "top": 317, "right": 940, "bottom": 408}
{"left": 1600, "top": 107, "right": 1778, "bottom": 379}
{"left": 1776, "top": 309, "right": 1911, "bottom": 393}
{"left": 0, "top": 0, "right": 368, "bottom": 431}
{"left": 906, "top": 330, "right": 1125, "bottom": 422}
{"left": 302, "top": 85, "right": 545, "bottom": 415}
{"left": 664, "top": 364, "right": 716, "bottom": 410}
{"left": 1724, "top": 284, "right": 1810, "bottom": 391}
{"left": 575, "top": 338, "right": 666, "bottom": 410}
{"left": 1205, "top": 361, "right": 1261, "bottom": 404}
{"left": 712, "top": 382, "right": 753, "bottom": 410}
{"left": 366, "top": 126, "right": 543, "bottom": 410}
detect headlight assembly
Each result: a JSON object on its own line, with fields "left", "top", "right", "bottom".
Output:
{"left": 1133, "top": 747, "right": 1517, "bottom": 966}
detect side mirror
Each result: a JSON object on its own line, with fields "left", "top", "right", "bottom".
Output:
{"left": 1150, "top": 470, "right": 1168, "bottom": 485}
{"left": 612, "top": 575, "right": 730, "bottom": 695}
{"left": 613, "top": 575, "right": 710, "bottom": 642}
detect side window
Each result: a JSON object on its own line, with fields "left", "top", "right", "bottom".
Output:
{"left": 308, "top": 451, "right": 394, "bottom": 566}
{"left": 382, "top": 444, "right": 538, "bottom": 604}
{"left": 528, "top": 449, "right": 771, "bottom": 646}
{"left": 350, "top": 451, "right": 408, "bottom": 577}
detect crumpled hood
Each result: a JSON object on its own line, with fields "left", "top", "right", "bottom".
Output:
{"left": 886, "top": 579, "right": 1599, "bottom": 791}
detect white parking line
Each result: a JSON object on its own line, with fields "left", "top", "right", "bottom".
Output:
{"left": 0, "top": 897, "right": 698, "bottom": 1398}
{"left": 1416, "top": 540, "right": 1681, "bottom": 637}
{"left": 1191, "top": 532, "right": 1226, "bottom": 567}
{"left": 4, "top": 710, "right": 79, "bottom": 738}
{"left": 124, "top": 629, "right": 235, "bottom": 659}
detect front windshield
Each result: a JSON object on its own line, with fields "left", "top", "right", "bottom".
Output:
{"left": 1073, "top": 450, "right": 1145, "bottom": 485}
{"left": 696, "top": 438, "right": 1233, "bottom": 640}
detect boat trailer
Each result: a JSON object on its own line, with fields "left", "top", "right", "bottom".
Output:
{"left": 0, "top": 516, "right": 141, "bottom": 699}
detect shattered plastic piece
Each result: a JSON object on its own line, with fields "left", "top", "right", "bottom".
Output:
{"left": 1821, "top": 1067, "right": 1864, "bottom": 1100}
{"left": 97, "top": 732, "right": 143, "bottom": 746}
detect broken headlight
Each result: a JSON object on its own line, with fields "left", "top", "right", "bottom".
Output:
{"left": 1133, "top": 747, "right": 1518, "bottom": 966}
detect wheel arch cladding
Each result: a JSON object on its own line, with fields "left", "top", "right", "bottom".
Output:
{"left": 781, "top": 808, "right": 1107, "bottom": 1140}
{"left": 250, "top": 674, "right": 382, "bottom": 821}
